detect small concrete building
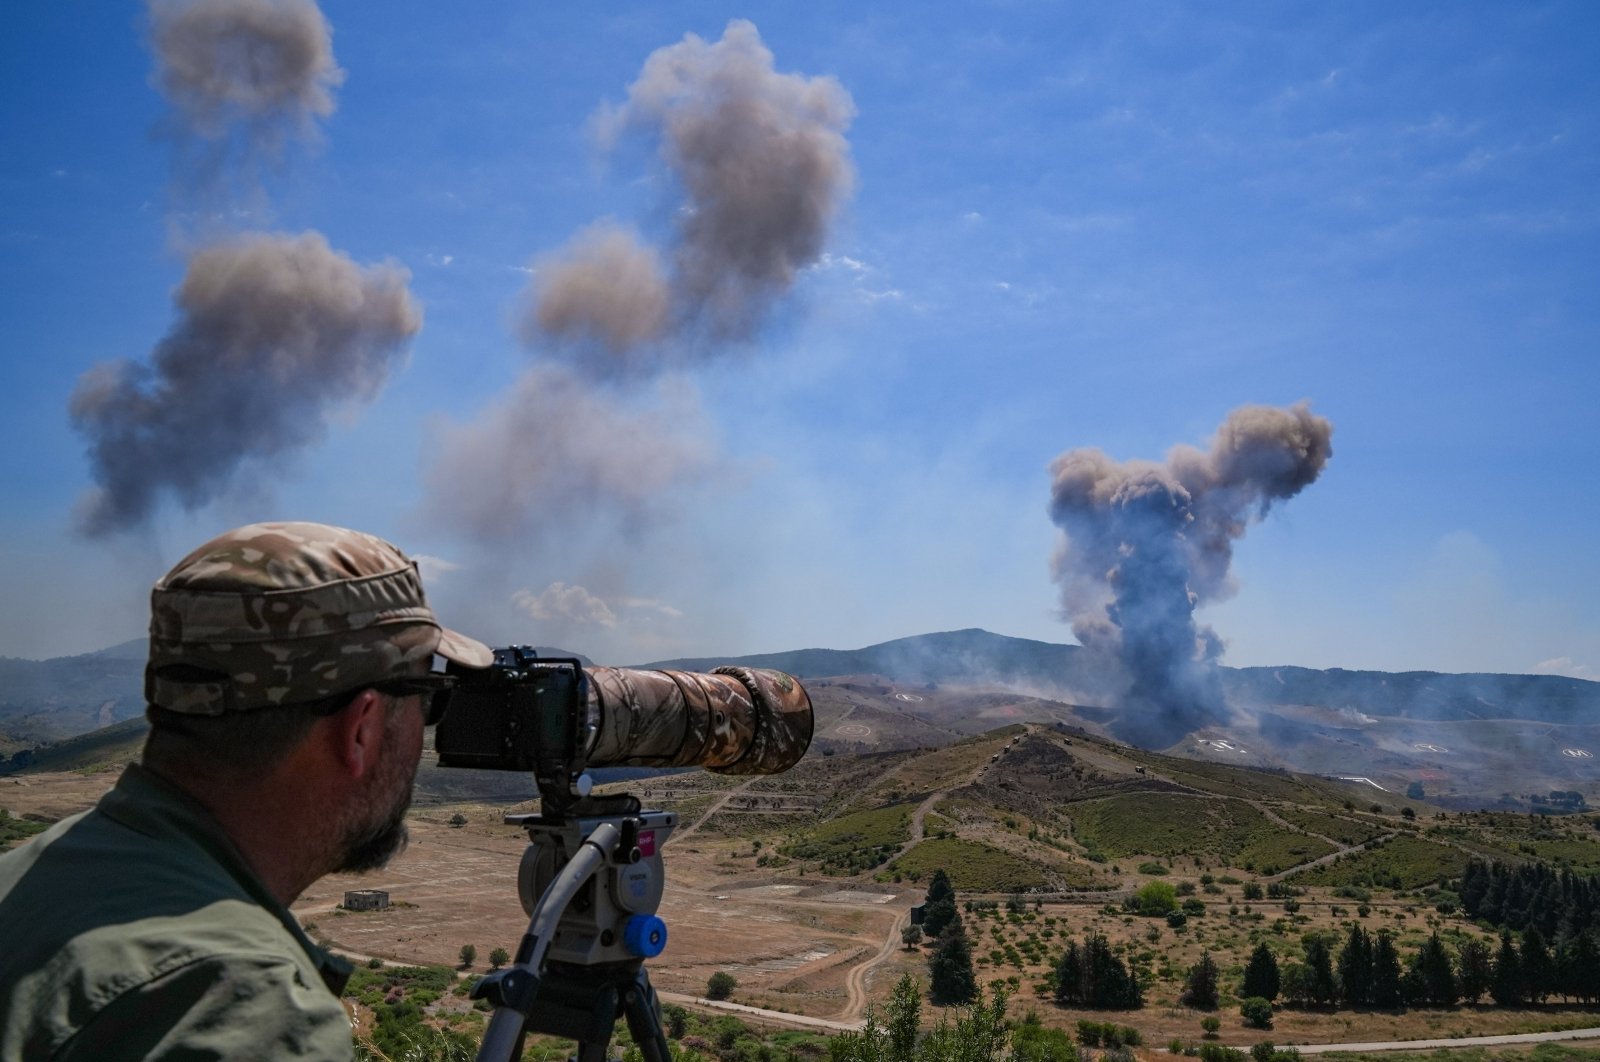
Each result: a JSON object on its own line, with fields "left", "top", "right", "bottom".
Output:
{"left": 344, "top": 889, "right": 390, "bottom": 912}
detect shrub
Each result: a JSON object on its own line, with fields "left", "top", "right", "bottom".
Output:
{"left": 706, "top": 971, "right": 737, "bottom": 1001}
{"left": 1241, "top": 883, "right": 1264, "bottom": 901}
{"left": 1240, "top": 997, "right": 1274, "bottom": 1030}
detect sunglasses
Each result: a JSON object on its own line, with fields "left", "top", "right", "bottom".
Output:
{"left": 370, "top": 672, "right": 457, "bottom": 726}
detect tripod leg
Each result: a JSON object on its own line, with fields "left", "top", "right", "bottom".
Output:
{"left": 618, "top": 966, "right": 673, "bottom": 1062}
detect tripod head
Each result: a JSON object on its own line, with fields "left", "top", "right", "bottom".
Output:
{"left": 470, "top": 795, "right": 678, "bottom": 1062}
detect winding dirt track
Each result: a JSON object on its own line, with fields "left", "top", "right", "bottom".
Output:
{"left": 838, "top": 907, "right": 911, "bottom": 1021}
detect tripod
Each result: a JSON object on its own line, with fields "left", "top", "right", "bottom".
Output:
{"left": 472, "top": 795, "right": 677, "bottom": 1062}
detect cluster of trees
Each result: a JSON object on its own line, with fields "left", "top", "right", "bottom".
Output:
{"left": 1459, "top": 857, "right": 1599, "bottom": 938}
{"left": 1238, "top": 922, "right": 1600, "bottom": 1009}
{"left": 1053, "top": 933, "right": 1143, "bottom": 1009}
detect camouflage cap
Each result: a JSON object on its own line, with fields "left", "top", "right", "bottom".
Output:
{"left": 147, "top": 521, "right": 492, "bottom": 715}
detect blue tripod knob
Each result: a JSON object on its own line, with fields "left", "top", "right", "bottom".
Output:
{"left": 623, "top": 914, "right": 668, "bottom": 958}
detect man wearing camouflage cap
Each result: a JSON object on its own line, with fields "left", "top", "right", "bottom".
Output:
{"left": 0, "top": 521, "right": 492, "bottom": 1060}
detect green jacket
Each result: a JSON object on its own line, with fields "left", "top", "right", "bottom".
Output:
{"left": 0, "top": 764, "right": 354, "bottom": 1060}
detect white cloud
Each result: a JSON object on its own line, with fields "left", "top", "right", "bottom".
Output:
{"left": 1534, "top": 657, "right": 1595, "bottom": 681}
{"left": 513, "top": 582, "right": 618, "bottom": 628}
{"left": 412, "top": 554, "right": 461, "bottom": 584}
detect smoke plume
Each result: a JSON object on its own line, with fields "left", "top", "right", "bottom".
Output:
{"left": 70, "top": 231, "right": 421, "bottom": 535}
{"left": 422, "top": 365, "right": 716, "bottom": 544}
{"left": 526, "top": 19, "right": 855, "bottom": 377}
{"left": 1048, "top": 403, "right": 1334, "bottom": 748}
{"left": 148, "top": 0, "right": 342, "bottom": 152}
{"left": 520, "top": 222, "right": 671, "bottom": 376}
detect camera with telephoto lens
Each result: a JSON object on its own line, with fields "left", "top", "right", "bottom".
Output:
{"left": 431, "top": 646, "right": 813, "bottom": 809}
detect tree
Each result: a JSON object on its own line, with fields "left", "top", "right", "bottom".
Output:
{"left": 1055, "top": 933, "right": 1142, "bottom": 1009}
{"left": 1404, "top": 932, "right": 1457, "bottom": 1007}
{"left": 706, "top": 971, "right": 737, "bottom": 1000}
{"left": 1201, "top": 1016, "right": 1222, "bottom": 1038}
{"left": 1240, "top": 997, "right": 1274, "bottom": 1030}
{"left": 1522, "top": 928, "right": 1555, "bottom": 1003}
{"left": 457, "top": 943, "right": 476, "bottom": 968}
{"left": 1491, "top": 932, "right": 1524, "bottom": 1006}
{"left": 922, "top": 870, "right": 959, "bottom": 939}
{"left": 1185, "top": 952, "right": 1221, "bottom": 1009}
{"left": 488, "top": 946, "right": 510, "bottom": 970}
{"left": 1136, "top": 880, "right": 1178, "bottom": 916}
{"left": 1371, "top": 932, "right": 1404, "bottom": 1009}
{"left": 902, "top": 924, "right": 924, "bottom": 950}
{"left": 1336, "top": 925, "right": 1373, "bottom": 1006}
{"left": 1303, "top": 937, "right": 1337, "bottom": 1007}
{"left": 1242, "top": 943, "right": 1281, "bottom": 1002}
{"left": 928, "top": 922, "right": 978, "bottom": 1006}
{"left": 1457, "top": 938, "right": 1494, "bottom": 1003}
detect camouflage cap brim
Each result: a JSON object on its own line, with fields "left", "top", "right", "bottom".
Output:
{"left": 146, "top": 521, "right": 490, "bottom": 715}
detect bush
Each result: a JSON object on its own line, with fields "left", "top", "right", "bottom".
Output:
{"left": 706, "top": 971, "right": 737, "bottom": 1001}
{"left": 1167, "top": 911, "right": 1188, "bottom": 929}
{"left": 1201, "top": 1017, "right": 1221, "bottom": 1038}
{"left": 1199, "top": 1044, "right": 1247, "bottom": 1062}
{"left": 1240, "top": 997, "right": 1274, "bottom": 1030}
{"left": 1252, "top": 1043, "right": 1276, "bottom": 1062}
{"left": 1241, "top": 883, "right": 1264, "bottom": 901}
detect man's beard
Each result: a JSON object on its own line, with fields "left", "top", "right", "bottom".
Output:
{"left": 335, "top": 744, "right": 415, "bottom": 874}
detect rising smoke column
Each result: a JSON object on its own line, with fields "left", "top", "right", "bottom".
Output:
{"left": 1048, "top": 403, "right": 1333, "bottom": 748}
{"left": 148, "top": 0, "right": 343, "bottom": 166}
{"left": 69, "top": 1, "right": 425, "bottom": 535}
{"left": 422, "top": 365, "right": 716, "bottom": 545}
{"left": 523, "top": 19, "right": 856, "bottom": 378}
{"left": 70, "top": 232, "right": 421, "bottom": 535}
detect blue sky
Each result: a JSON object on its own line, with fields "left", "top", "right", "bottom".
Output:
{"left": 1, "top": 2, "right": 1596, "bottom": 679}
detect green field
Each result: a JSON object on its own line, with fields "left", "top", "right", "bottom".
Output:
{"left": 1289, "top": 833, "right": 1470, "bottom": 888}
{"left": 886, "top": 836, "right": 1059, "bottom": 891}
{"left": 1275, "top": 806, "right": 1391, "bottom": 847}
{"left": 1069, "top": 793, "right": 1335, "bottom": 872}
{"left": 779, "top": 801, "right": 913, "bottom": 872}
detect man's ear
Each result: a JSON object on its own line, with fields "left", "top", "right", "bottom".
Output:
{"left": 327, "top": 689, "right": 390, "bottom": 779}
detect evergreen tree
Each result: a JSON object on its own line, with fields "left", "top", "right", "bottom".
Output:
{"left": 1557, "top": 929, "right": 1600, "bottom": 1004}
{"left": 1054, "top": 940, "right": 1084, "bottom": 1007}
{"left": 1184, "top": 952, "right": 1220, "bottom": 1009}
{"left": 1304, "top": 936, "right": 1337, "bottom": 1006}
{"left": 1370, "top": 932, "right": 1404, "bottom": 1009}
{"left": 1457, "top": 937, "right": 1494, "bottom": 1003}
{"left": 1521, "top": 928, "right": 1554, "bottom": 1004}
{"left": 928, "top": 921, "right": 978, "bottom": 1006}
{"left": 1056, "top": 933, "right": 1142, "bottom": 1008}
{"left": 1242, "top": 943, "right": 1281, "bottom": 1002}
{"left": 1491, "top": 932, "right": 1524, "bottom": 1006}
{"left": 922, "top": 870, "right": 959, "bottom": 939}
{"left": 1336, "top": 925, "right": 1373, "bottom": 1006}
{"left": 1404, "top": 932, "right": 1457, "bottom": 1007}
{"left": 1083, "top": 932, "right": 1143, "bottom": 1009}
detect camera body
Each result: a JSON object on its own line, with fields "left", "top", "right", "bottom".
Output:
{"left": 433, "top": 647, "right": 596, "bottom": 804}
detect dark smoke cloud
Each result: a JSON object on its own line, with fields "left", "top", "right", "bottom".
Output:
{"left": 70, "top": 231, "right": 421, "bottom": 535}
{"left": 148, "top": 0, "right": 342, "bottom": 150}
{"left": 526, "top": 19, "right": 855, "bottom": 378}
{"left": 1049, "top": 403, "right": 1334, "bottom": 748}
{"left": 421, "top": 365, "right": 716, "bottom": 544}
